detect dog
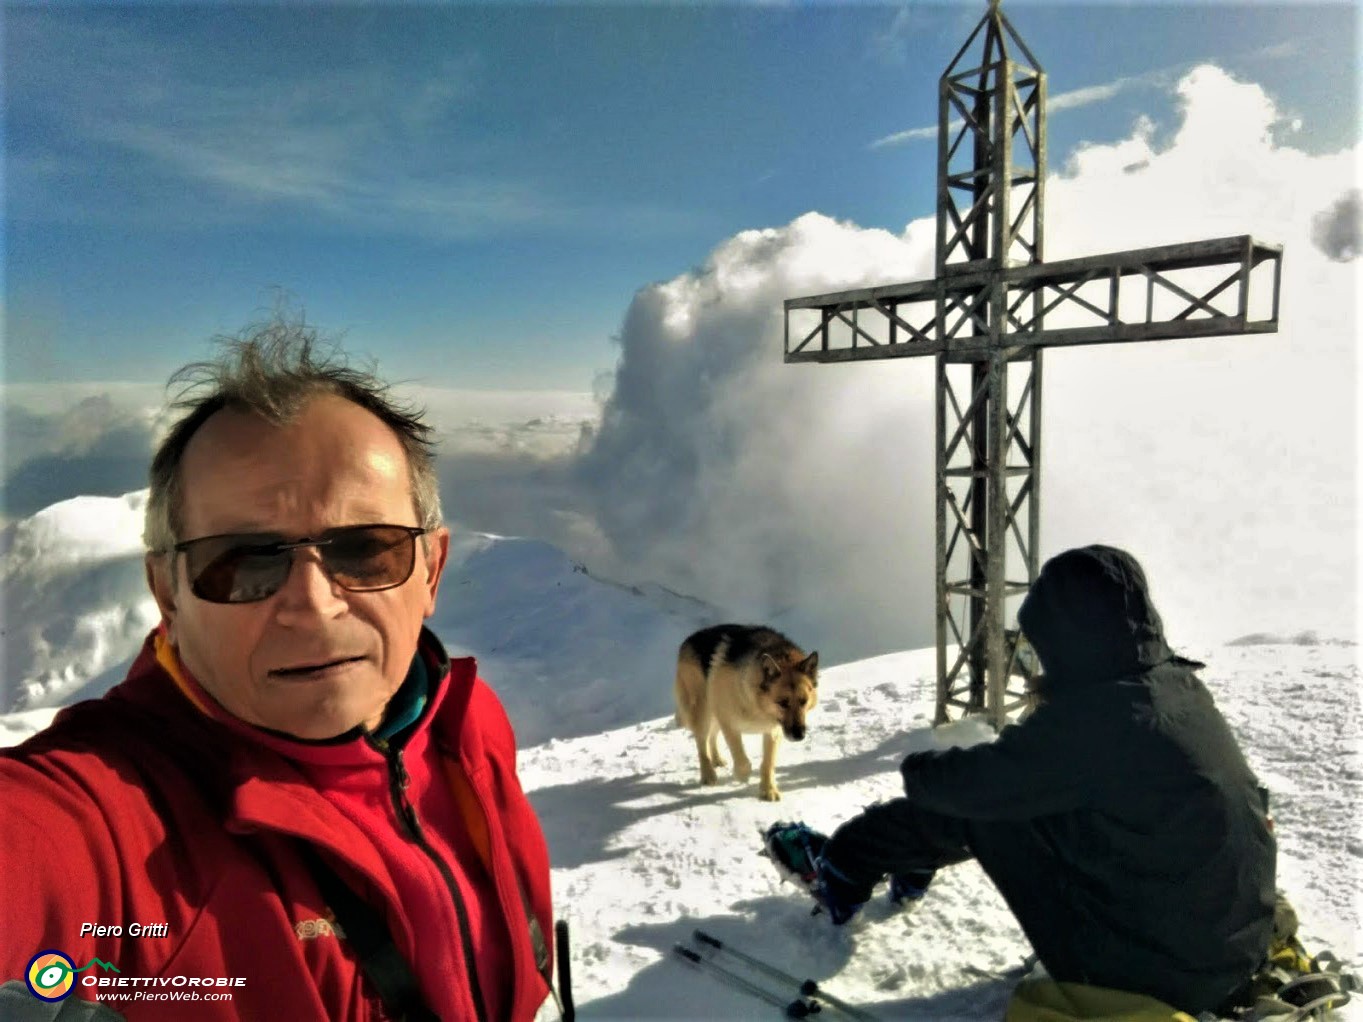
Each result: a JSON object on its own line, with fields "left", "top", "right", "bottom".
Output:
{"left": 673, "top": 624, "right": 819, "bottom": 801}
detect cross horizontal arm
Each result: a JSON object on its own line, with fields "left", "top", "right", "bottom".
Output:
{"left": 785, "top": 235, "right": 1277, "bottom": 308}
{"left": 784, "top": 235, "right": 1281, "bottom": 364}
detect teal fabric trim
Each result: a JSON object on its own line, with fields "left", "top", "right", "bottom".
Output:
{"left": 373, "top": 654, "right": 429, "bottom": 743}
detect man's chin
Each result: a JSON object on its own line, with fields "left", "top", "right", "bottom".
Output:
{"left": 270, "top": 717, "right": 369, "bottom": 742}
{"left": 256, "top": 683, "right": 392, "bottom": 741}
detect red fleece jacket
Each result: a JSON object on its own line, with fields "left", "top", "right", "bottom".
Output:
{"left": 0, "top": 628, "right": 554, "bottom": 1021}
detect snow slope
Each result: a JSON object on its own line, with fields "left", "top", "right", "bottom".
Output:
{"left": 1, "top": 492, "right": 1358, "bottom": 1019}
{"left": 524, "top": 640, "right": 1361, "bottom": 1020}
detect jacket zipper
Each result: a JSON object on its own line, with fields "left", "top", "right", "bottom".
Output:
{"left": 371, "top": 735, "right": 490, "bottom": 1022}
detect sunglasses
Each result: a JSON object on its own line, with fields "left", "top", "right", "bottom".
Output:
{"left": 173, "top": 524, "right": 429, "bottom": 605}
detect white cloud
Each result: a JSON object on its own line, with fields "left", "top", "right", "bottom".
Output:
{"left": 1, "top": 388, "right": 163, "bottom": 523}
{"left": 570, "top": 64, "right": 1359, "bottom": 656}
{"left": 400, "top": 387, "right": 597, "bottom": 460}
{"left": 1, "top": 383, "right": 598, "bottom": 516}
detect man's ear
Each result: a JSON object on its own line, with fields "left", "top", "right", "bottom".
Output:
{"left": 145, "top": 552, "right": 179, "bottom": 643}
{"left": 420, "top": 527, "right": 452, "bottom": 618}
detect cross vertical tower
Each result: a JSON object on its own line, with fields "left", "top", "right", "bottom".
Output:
{"left": 783, "top": 3, "right": 1282, "bottom": 729}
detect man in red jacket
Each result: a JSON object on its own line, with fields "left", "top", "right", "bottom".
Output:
{"left": 0, "top": 321, "right": 556, "bottom": 1021}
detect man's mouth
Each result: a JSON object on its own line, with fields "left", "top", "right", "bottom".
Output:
{"left": 270, "top": 656, "right": 365, "bottom": 678}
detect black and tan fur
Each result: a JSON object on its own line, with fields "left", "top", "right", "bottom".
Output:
{"left": 673, "top": 625, "right": 819, "bottom": 801}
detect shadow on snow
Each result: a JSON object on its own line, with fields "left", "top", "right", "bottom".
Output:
{"left": 576, "top": 898, "right": 1016, "bottom": 1020}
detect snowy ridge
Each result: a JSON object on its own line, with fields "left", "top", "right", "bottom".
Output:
{"left": 1, "top": 492, "right": 160, "bottom": 714}
{"left": 433, "top": 530, "right": 716, "bottom": 746}
{"left": 1228, "top": 632, "right": 1358, "bottom": 648}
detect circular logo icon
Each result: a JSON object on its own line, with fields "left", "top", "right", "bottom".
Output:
{"left": 26, "top": 950, "right": 76, "bottom": 1001}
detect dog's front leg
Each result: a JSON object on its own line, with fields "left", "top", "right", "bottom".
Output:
{"left": 719, "top": 725, "right": 752, "bottom": 783}
{"left": 759, "top": 731, "right": 781, "bottom": 801}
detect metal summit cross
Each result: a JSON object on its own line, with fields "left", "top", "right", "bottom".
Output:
{"left": 783, "top": 2, "right": 1283, "bottom": 729}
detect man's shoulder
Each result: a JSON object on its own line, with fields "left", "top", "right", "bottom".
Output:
{"left": 431, "top": 654, "right": 520, "bottom": 756}
{"left": 4, "top": 700, "right": 155, "bottom": 805}
{"left": 5, "top": 695, "right": 145, "bottom": 766}
{"left": 2, "top": 671, "right": 226, "bottom": 822}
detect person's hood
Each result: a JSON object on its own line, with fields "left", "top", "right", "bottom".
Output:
{"left": 1017, "top": 545, "right": 1185, "bottom": 687}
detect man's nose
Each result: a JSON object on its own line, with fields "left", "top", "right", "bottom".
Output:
{"left": 272, "top": 548, "right": 347, "bottom": 618}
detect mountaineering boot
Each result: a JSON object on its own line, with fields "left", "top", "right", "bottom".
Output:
{"left": 763, "top": 820, "right": 933, "bottom": 925}
{"left": 762, "top": 820, "right": 827, "bottom": 887}
{"left": 888, "top": 869, "right": 934, "bottom": 906}
{"left": 810, "top": 856, "right": 872, "bottom": 925}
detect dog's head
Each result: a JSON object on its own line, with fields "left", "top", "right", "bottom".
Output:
{"left": 759, "top": 650, "right": 819, "bottom": 741}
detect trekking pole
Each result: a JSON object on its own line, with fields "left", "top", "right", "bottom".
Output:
{"left": 556, "top": 919, "right": 575, "bottom": 1022}
{"left": 674, "top": 944, "right": 819, "bottom": 1018}
{"left": 693, "top": 930, "right": 879, "bottom": 1021}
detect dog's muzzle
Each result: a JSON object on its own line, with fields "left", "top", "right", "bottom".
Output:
{"left": 785, "top": 725, "right": 806, "bottom": 741}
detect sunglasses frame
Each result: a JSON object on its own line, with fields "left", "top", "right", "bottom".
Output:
{"left": 171, "top": 524, "right": 430, "bottom": 605}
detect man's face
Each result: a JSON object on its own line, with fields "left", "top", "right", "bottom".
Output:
{"left": 146, "top": 394, "right": 449, "bottom": 740}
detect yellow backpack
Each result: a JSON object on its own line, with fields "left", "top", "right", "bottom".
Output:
{"left": 1003, "top": 895, "right": 1357, "bottom": 1022}
{"left": 1006, "top": 980, "right": 1197, "bottom": 1022}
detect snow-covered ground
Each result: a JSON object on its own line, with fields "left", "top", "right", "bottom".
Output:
{"left": 2, "top": 492, "right": 1359, "bottom": 1019}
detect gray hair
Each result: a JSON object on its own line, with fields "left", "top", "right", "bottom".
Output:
{"left": 144, "top": 312, "right": 442, "bottom": 553}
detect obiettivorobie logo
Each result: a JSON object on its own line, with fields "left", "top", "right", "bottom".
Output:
{"left": 26, "top": 950, "right": 121, "bottom": 1001}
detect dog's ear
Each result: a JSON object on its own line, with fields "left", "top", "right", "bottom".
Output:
{"left": 759, "top": 653, "right": 782, "bottom": 689}
{"left": 800, "top": 651, "right": 819, "bottom": 680}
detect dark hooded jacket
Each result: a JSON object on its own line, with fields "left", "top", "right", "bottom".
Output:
{"left": 898, "top": 546, "right": 1276, "bottom": 1013}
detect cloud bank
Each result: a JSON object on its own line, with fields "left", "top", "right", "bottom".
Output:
{"left": 1, "top": 389, "right": 162, "bottom": 523}
{"left": 568, "top": 215, "right": 939, "bottom": 659}
{"left": 566, "top": 64, "right": 1359, "bottom": 658}
{"left": 8, "top": 65, "right": 1357, "bottom": 663}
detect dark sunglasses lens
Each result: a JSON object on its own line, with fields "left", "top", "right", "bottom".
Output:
{"left": 186, "top": 539, "right": 291, "bottom": 604}
{"left": 324, "top": 526, "right": 417, "bottom": 591}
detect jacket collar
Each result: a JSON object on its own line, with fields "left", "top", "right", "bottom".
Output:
{"left": 143, "top": 624, "right": 465, "bottom": 767}
{"left": 104, "top": 626, "right": 479, "bottom": 893}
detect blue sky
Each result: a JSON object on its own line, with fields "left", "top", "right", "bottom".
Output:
{"left": 4, "top": 1, "right": 1359, "bottom": 391}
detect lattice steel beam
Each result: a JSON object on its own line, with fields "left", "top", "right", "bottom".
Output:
{"left": 782, "top": 2, "right": 1281, "bottom": 730}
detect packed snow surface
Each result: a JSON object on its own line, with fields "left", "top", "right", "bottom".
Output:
{"left": 1, "top": 492, "right": 1358, "bottom": 1019}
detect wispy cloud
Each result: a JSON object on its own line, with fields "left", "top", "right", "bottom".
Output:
{"left": 1047, "top": 80, "right": 1127, "bottom": 113}
{"left": 869, "top": 5, "right": 935, "bottom": 66}
{"left": 870, "top": 3, "right": 976, "bottom": 67}
{"left": 869, "top": 124, "right": 940, "bottom": 149}
{"left": 868, "top": 37, "right": 1306, "bottom": 151}
{"left": 6, "top": 11, "right": 689, "bottom": 241}
{"left": 869, "top": 75, "right": 1146, "bottom": 150}
{"left": 92, "top": 117, "right": 564, "bottom": 237}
